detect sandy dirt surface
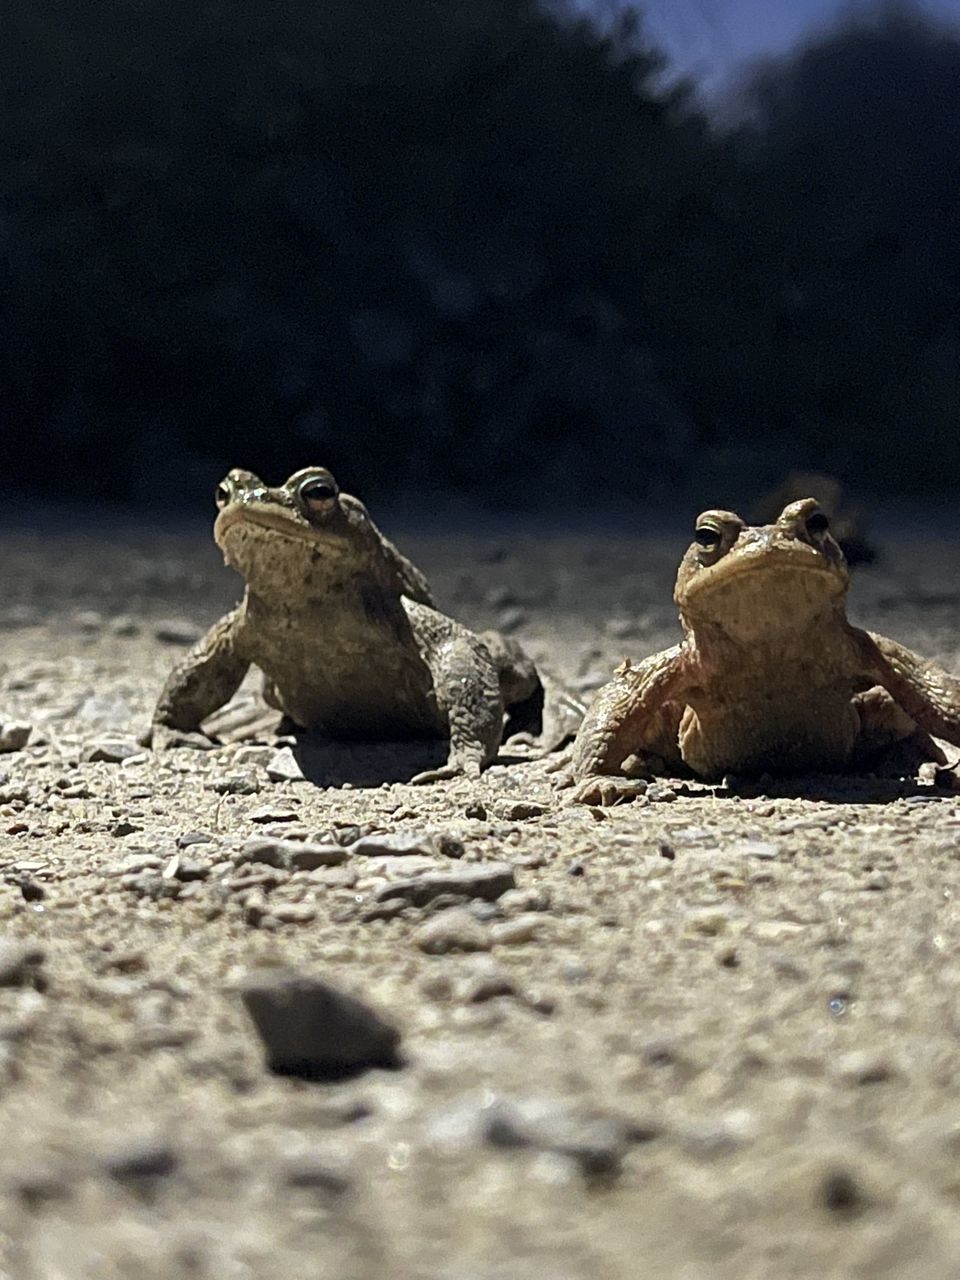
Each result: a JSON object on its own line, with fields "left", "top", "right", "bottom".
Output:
{"left": 1, "top": 505, "right": 960, "bottom": 1279}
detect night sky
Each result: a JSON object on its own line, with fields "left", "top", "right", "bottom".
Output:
{"left": 579, "top": 0, "right": 960, "bottom": 87}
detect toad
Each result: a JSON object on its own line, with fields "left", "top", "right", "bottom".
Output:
{"left": 562, "top": 499, "right": 960, "bottom": 804}
{"left": 148, "top": 467, "right": 583, "bottom": 781}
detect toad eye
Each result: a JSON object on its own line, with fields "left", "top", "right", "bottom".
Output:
{"left": 215, "top": 481, "right": 233, "bottom": 509}
{"left": 298, "top": 477, "right": 339, "bottom": 515}
{"left": 805, "top": 510, "right": 830, "bottom": 536}
{"left": 695, "top": 526, "right": 722, "bottom": 550}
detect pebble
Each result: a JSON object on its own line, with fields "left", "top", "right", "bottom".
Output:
{"left": 207, "top": 773, "right": 261, "bottom": 796}
{"left": 103, "top": 1140, "right": 179, "bottom": 1183}
{"left": 236, "top": 837, "right": 347, "bottom": 870}
{"left": 374, "top": 863, "right": 516, "bottom": 907}
{"left": 684, "top": 907, "right": 732, "bottom": 937}
{"left": 153, "top": 619, "right": 200, "bottom": 645}
{"left": 0, "top": 723, "right": 32, "bottom": 753}
{"left": 109, "top": 853, "right": 163, "bottom": 877}
{"left": 241, "top": 971, "right": 402, "bottom": 1078}
{"left": 271, "top": 902, "right": 318, "bottom": 925}
{"left": 456, "top": 956, "right": 517, "bottom": 1002}
{"left": 833, "top": 1050, "right": 897, "bottom": 1085}
{"left": 730, "top": 840, "right": 781, "bottom": 860}
{"left": 753, "top": 920, "right": 806, "bottom": 942}
{"left": 176, "top": 830, "right": 215, "bottom": 848}
{"left": 483, "top": 1100, "right": 631, "bottom": 1179}
{"left": 492, "top": 801, "right": 547, "bottom": 820}
{"left": 243, "top": 889, "right": 271, "bottom": 926}
{"left": 499, "top": 887, "right": 552, "bottom": 915}
{"left": 0, "top": 939, "right": 45, "bottom": 988}
{"left": 110, "top": 616, "right": 140, "bottom": 637}
{"left": 248, "top": 805, "right": 299, "bottom": 824}
{"left": 282, "top": 1155, "right": 352, "bottom": 1195}
{"left": 820, "top": 1167, "right": 869, "bottom": 1216}
{"left": 413, "top": 908, "right": 492, "bottom": 954}
{"left": 266, "top": 747, "right": 305, "bottom": 782}
{"left": 490, "top": 914, "right": 546, "bottom": 946}
{"left": 82, "top": 737, "right": 141, "bottom": 764}
{"left": 350, "top": 831, "right": 465, "bottom": 860}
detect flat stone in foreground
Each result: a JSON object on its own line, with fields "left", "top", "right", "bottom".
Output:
{"left": 374, "top": 862, "right": 516, "bottom": 907}
{"left": 241, "top": 971, "right": 402, "bottom": 1080}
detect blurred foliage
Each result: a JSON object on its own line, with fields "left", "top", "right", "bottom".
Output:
{"left": 1, "top": 0, "right": 957, "bottom": 502}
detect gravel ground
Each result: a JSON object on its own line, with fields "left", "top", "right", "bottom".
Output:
{"left": 1, "top": 505, "right": 960, "bottom": 1279}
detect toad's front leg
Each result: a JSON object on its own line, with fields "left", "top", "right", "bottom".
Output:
{"left": 146, "top": 609, "right": 250, "bottom": 749}
{"left": 559, "top": 646, "right": 692, "bottom": 805}
{"left": 405, "top": 601, "right": 503, "bottom": 784}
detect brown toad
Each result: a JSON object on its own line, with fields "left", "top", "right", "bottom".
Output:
{"left": 149, "top": 467, "right": 582, "bottom": 781}
{"left": 563, "top": 498, "right": 960, "bottom": 804}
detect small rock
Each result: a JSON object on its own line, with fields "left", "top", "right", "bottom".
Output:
{"left": 288, "top": 843, "right": 350, "bottom": 871}
{"left": 833, "top": 1050, "right": 896, "bottom": 1085}
{"left": 499, "top": 887, "right": 552, "bottom": 915}
{"left": 153, "top": 619, "right": 200, "bottom": 646}
{"left": 74, "top": 610, "right": 104, "bottom": 632}
{"left": 271, "top": 902, "right": 318, "bottom": 925}
{"left": 176, "top": 830, "right": 214, "bottom": 848}
{"left": 497, "top": 606, "right": 527, "bottom": 633}
{"left": 236, "top": 837, "right": 347, "bottom": 870}
{"left": 248, "top": 805, "right": 299, "bottom": 824}
{"left": 94, "top": 949, "right": 148, "bottom": 975}
{"left": 0, "top": 939, "right": 45, "bottom": 988}
{"left": 0, "top": 723, "right": 32, "bottom": 753}
{"left": 282, "top": 1156, "right": 351, "bottom": 1194}
{"left": 493, "top": 801, "right": 547, "bottom": 820}
{"left": 172, "top": 859, "right": 209, "bottom": 883}
{"left": 684, "top": 907, "right": 731, "bottom": 937}
{"left": 13, "top": 877, "right": 45, "bottom": 903}
{"left": 646, "top": 783, "right": 677, "bottom": 803}
{"left": 243, "top": 890, "right": 271, "bottom": 926}
{"left": 241, "top": 971, "right": 402, "bottom": 1078}
{"left": 464, "top": 802, "right": 487, "bottom": 820}
{"left": 753, "top": 920, "right": 806, "bottom": 942}
{"left": 456, "top": 956, "right": 517, "bottom": 1003}
{"left": 103, "top": 1140, "right": 179, "bottom": 1183}
{"left": 490, "top": 914, "right": 545, "bottom": 946}
{"left": 484, "top": 1100, "right": 630, "bottom": 1179}
{"left": 110, "top": 616, "right": 141, "bottom": 637}
{"left": 111, "top": 820, "right": 141, "bottom": 838}
{"left": 350, "top": 831, "right": 465, "bottom": 860}
{"left": 266, "top": 747, "right": 305, "bottom": 782}
{"left": 375, "top": 863, "right": 516, "bottom": 907}
{"left": 414, "top": 908, "right": 492, "bottom": 955}
{"left": 207, "top": 773, "right": 260, "bottom": 796}
{"left": 731, "top": 840, "right": 780, "bottom": 860}
{"left": 122, "top": 874, "right": 180, "bottom": 901}
{"left": 821, "top": 1167, "right": 870, "bottom": 1216}
{"left": 109, "top": 853, "right": 163, "bottom": 877}
{"left": 82, "top": 738, "right": 141, "bottom": 764}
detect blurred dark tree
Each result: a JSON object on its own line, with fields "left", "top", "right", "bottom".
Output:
{"left": 727, "top": 3, "right": 960, "bottom": 489}
{"left": 0, "top": 0, "right": 710, "bottom": 502}
{"left": 1, "top": 0, "right": 958, "bottom": 504}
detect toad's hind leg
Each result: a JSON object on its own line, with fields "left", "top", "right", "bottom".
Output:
{"left": 851, "top": 686, "right": 947, "bottom": 775}
{"left": 478, "top": 629, "right": 585, "bottom": 752}
{"left": 404, "top": 600, "right": 503, "bottom": 783}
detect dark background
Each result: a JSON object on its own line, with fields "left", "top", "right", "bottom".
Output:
{"left": 3, "top": 0, "right": 958, "bottom": 510}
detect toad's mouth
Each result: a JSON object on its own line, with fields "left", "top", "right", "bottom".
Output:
{"left": 682, "top": 544, "right": 845, "bottom": 608}
{"left": 215, "top": 503, "right": 321, "bottom": 545}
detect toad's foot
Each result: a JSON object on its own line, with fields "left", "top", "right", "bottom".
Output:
{"left": 562, "top": 776, "right": 649, "bottom": 807}
{"left": 409, "top": 759, "right": 483, "bottom": 786}
{"left": 143, "top": 724, "right": 220, "bottom": 752}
